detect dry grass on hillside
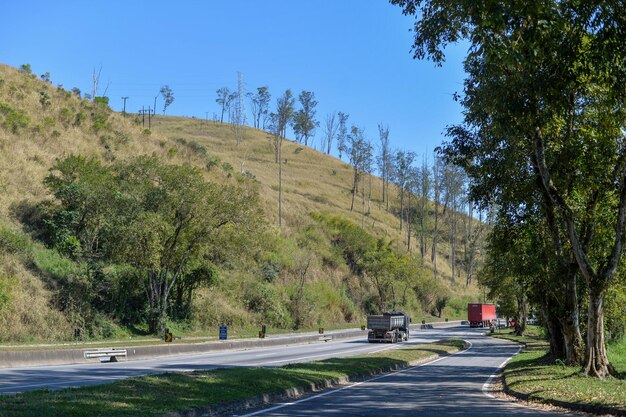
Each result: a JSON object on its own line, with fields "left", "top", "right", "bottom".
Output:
{"left": 0, "top": 63, "right": 479, "bottom": 337}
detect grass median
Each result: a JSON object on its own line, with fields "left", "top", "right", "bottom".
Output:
{"left": 0, "top": 339, "right": 466, "bottom": 417}
{"left": 492, "top": 327, "right": 626, "bottom": 414}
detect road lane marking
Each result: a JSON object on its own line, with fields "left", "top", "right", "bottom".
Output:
{"left": 236, "top": 340, "right": 473, "bottom": 417}
{"left": 481, "top": 345, "right": 522, "bottom": 398}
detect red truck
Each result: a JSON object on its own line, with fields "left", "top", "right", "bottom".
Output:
{"left": 468, "top": 303, "right": 496, "bottom": 327}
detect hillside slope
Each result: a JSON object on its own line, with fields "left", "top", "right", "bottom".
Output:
{"left": 0, "top": 63, "right": 479, "bottom": 341}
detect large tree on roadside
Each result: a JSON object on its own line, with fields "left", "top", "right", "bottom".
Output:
{"left": 392, "top": 0, "right": 626, "bottom": 377}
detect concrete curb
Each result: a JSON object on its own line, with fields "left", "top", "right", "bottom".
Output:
{"left": 0, "top": 321, "right": 462, "bottom": 368}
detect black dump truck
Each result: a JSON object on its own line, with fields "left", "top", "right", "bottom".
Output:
{"left": 366, "top": 311, "right": 410, "bottom": 343}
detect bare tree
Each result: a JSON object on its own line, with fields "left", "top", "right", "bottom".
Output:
{"left": 431, "top": 156, "right": 442, "bottom": 279}
{"left": 92, "top": 66, "right": 102, "bottom": 100}
{"left": 270, "top": 90, "right": 295, "bottom": 226}
{"left": 377, "top": 124, "right": 391, "bottom": 210}
{"left": 347, "top": 126, "right": 367, "bottom": 212}
{"left": 321, "top": 112, "right": 338, "bottom": 155}
{"left": 417, "top": 155, "right": 431, "bottom": 259}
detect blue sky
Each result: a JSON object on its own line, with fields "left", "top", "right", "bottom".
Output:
{"left": 1, "top": 1, "right": 466, "bottom": 159}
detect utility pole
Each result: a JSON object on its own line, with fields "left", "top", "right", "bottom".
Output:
{"left": 121, "top": 96, "right": 129, "bottom": 116}
{"left": 139, "top": 106, "right": 153, "bottom": 129}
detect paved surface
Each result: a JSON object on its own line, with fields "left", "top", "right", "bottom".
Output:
{"left": 0, "top": 327, "right": 453, "bottom": 394}
{"left": 234, "top": 329, "right": 577, "bottom": 417}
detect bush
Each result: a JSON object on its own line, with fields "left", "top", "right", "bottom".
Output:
{"left": 245, "top": 282, "right": 292, "bottom": 328}
{"left": 0, "top": 275, "right": 14, "bottom": 311}
{"left": 19, "top": 64, "right": 32, "bottom": 74}
{"left": 0, "top": 226, "right": 33, "bottom": 255}
{"left": 39, "top": 90, "right": 51, "bottom": 108}
{"left": 0, "top": 102, "right": 30, "bottom": 133}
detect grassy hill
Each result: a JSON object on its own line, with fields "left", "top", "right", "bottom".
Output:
{"left": 0, "top": 63, "right": 479, "bottom": 342}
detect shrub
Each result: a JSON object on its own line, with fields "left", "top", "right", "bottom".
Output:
{"left": 19, "top": 63, "right": 32, "bottom": 74}
{"left": 206, "top": 156, "right": 221, "bottom": 171}
{"left": 39, "top": 90, "right": 51, "bottom": 108}
{"left": 0, "top": 226, "right": 33, "bottom": 255}
{"left": 0, "top": 102, "right": 30, "bottom": 134}
{"left": 245, "top": 282, "right": 292, "bottom": 328}
{"left": 73, "top": 111, "right": 86, "bottom": 126}
{"left": 93, "top": 96, "right": 109, "bottom": 106}
{"left": 0, "top": 275, "right": 13, "bottom": 311}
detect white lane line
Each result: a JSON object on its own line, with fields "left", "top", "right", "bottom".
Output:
{"left": 481, "top": 345, "right": 522, "bottom": 398}
{"left": 236, "top": 340, "right": 473, "bottom": 417}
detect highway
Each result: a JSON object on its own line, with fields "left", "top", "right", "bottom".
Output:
{"left": 235, "top": 329, "right": 578, "bottom": 417}
{"left": 0, "top": 326, "right": 457, "bottom": 394}
{"left": 1, "top": 326, "right": 580, "bottom": 416}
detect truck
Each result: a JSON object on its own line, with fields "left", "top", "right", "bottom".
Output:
{"left": 467, "top": 303, "right": 497, "bottom": 328}
{"left": 367, "top": 311, "right": 410, "bottom": 343}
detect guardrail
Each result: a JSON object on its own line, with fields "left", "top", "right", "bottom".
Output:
{"left": 83, "top": 348, "right": 127, "bottom": 362}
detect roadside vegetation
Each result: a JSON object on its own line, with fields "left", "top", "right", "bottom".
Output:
{"left": 392, "top": 1, "right": 626, "bottom": 379}
{"left": 0, "top": 63, "right": 480, "bottom": 345}
{"left": 492, "top": 326, "right": 625, "bottom": 414}
{"left": 0, "top": 339, "right": 465, "bottom": 417}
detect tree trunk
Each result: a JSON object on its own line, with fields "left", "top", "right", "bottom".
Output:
{"left": 543, "top": 304, "right": 566, "bottom": 359}
{"left": 583, "top": 287, "right": 613, "bottom": 377}
{"left": 350, "top": 168, "right": 358, "bottom": 211}
{"left": 561, "top": 264, "right": 584, "bottom": 365}
{"left": 407, "top": 191, "right": 412, "bottom": 253}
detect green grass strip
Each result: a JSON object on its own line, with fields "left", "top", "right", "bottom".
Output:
{"left": 492, "top": 328, "right": 626, "bottom": 414}
{"left": 0, "top": 339, "right": 466, "bottom": 417}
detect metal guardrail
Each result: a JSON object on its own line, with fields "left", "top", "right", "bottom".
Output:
{"left": 84, "top": 348, "right": 127, "bottom": 362}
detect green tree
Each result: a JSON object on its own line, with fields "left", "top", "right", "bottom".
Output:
{"left": 44, "top": 155, "right": 265, "bottom": 334}
{"left": 112, "top": 156, "right": 264, "bottom": 332}
{"left": 160, "top": 85, "right": 174, "bottom": 115}
{"left": 392, "top": 0, "right": 626, "bottom": 376}
{"left": 292, "top": 90, "right": 319, "bottom": 147}
{"left": 247, "top": 86, "right": 271, "bottom": 129}
{"left": 336, "top": 112, "right": 349, "bottom": 160}
{"left": 215, "top": 87, "right": 231, "bottom": 123}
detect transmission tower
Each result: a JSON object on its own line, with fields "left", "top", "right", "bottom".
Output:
{"left": 237, "top": 72, "right": 246, "bottom": 126}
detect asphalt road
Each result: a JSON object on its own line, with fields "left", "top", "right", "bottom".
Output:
{"left": 234, "top": 330, "right": 578, "bottom": 417}
{"left": 0, "top": 327, "right": 455, "bottom": 394}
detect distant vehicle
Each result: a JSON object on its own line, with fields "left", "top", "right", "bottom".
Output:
{"left": 526, "top": 317, "right": 536, "bottom": 325}
{"left": 467, "top": 303, "right": 497, "bottom": 328}
{"left": 367, "top": 311, "right": 410, "bottom": 343}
